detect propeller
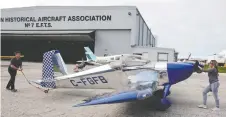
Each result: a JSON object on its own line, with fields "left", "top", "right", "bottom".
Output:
{"left": 183, "top": 53, "right": 203, "bottom": 73}
{"left": 193, "top": 60, "right": 203, "bottom": 73}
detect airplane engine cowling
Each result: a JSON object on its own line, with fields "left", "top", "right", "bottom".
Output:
{"left": 167, "top": 62, "right": 194, "bottom": 85}
{"left": 154, "top": 62, "right": 194, "bottom": 86}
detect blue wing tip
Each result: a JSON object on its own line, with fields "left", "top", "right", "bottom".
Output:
{"left": 72, "top": 105, "right": 80, "bottom": 107}
{"left": 73, "top": 103, "right": 86, "bottom": 107}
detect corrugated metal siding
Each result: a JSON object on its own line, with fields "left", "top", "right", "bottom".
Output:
{"left": 95, "top": 29, "right": 131, "bottom": 56}
{"left": 135, "top": 9, "right": 156, "bottom": 47}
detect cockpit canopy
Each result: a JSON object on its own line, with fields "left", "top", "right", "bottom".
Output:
{"left": 109, "top": 55, "right": 151, "bottom": 68}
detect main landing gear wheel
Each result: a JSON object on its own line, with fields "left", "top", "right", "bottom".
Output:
{"left": 153, "top": 97, "right": 171, "bottom": 111}
{"left": 153, "top": 89, "right": 171, "bottom": 111}
{"left": 44, "top": 90, "right": 49, "bottom": 93}
{"left": 155, "top": 101, "right": 171, "bottom": 111}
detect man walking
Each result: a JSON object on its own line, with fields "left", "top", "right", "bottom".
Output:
{"left": 6, "top": 51, "right": 23, "bottom": 92}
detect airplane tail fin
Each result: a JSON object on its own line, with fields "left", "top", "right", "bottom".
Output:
{"left": 187, "top": 53, "right": 191, "bottom": 60}
{"left": 84, "top": 47, "right": 96, "bottom": 61}
{"left": 52, "top": 50, "right": 68, "bottom": 75}
{"left": 40, "top": 50, "right": 68, "bottom": 88}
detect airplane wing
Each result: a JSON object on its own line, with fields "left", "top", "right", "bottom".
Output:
{"left": 73, "top": 70, "right": 158, "bottom": 107}
{"left": 73, "top": 89, "right": 153, "bottom": 107}
{"left": 76, "top": 61, "right": 103, "bottom": 66}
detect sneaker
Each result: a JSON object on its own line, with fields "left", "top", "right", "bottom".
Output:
{"left": 211, "top": 107, "right": 220, "bottom": 111}
{"left": 198, "top": 104, "right": 207, "bottom": 109}
{"left": 11, "top": 89, "right": 17, "bottom": 92}
{"left": 6, "top": 88, "right": 11, "bottom": 90}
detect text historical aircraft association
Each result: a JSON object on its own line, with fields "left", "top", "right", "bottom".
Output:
{"left": 0, "top": 15, "right": 112, "bottom": 22}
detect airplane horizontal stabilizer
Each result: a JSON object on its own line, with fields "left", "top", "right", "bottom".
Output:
{"left": 73, "top": 89, "right": 153, "bottom": 107}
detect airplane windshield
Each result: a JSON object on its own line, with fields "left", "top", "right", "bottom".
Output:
{"left": 128, "top": 70, "right": 158, "bottom": 90}
{"left": 121, "top": 55, "right": 150, "bottom": 66}
{"left": 109, "top": 55, "right": 150, "bottom": 68}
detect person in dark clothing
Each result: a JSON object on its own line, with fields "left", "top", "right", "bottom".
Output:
{"left": 6, "top": 51, "right": 23, "bottom": 92}
{"left": 198, "top": 60, "right": 220, "bottom": 111}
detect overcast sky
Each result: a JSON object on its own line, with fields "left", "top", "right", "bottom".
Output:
{"left": 1, "top": 0, "right": 226, "bottom": 57}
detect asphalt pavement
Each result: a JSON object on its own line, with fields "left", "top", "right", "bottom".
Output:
{"left": 1, "top": 61, "right": 226, "bottom": 117}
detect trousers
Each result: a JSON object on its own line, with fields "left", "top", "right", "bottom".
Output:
{"left": 203, "top": 81, "right": 220, "bottom": 108}
{"left": 6, "top": 68, "right": 17, "bottom": 90}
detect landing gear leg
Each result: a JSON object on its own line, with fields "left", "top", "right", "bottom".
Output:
{"left": 154, "top": 89, "right": 171, "bottom": 98}
{"left": 154, "top": 84, "right": 172, "bottom": 111}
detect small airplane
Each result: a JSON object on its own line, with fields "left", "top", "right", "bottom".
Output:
{"left": 207, "top": 50, "right": 226, "bottom": 66}
{"left": 28, "top": 50, "right": 203, "bottom": 111}
{"left": 178, "top": 53, "right": 206, "bottom": 67}
{"left": 76, "top": 47, "right": 135, "bottom": 66}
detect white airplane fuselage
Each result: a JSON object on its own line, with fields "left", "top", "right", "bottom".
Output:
{"left": 56, "top": 69, "right": 128, "bottom": 90}
{"left": 53, "top": 62, "right": 168, "bottom": 91}
{"left": 93, "top": 54, "right": 130, "bottom": 64}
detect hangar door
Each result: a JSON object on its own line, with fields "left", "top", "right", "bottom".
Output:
{"left": 1, "top": 31, "right": 95, "bottom": 63}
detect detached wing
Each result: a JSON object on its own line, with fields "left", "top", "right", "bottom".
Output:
{"left": 73, "top": 89, "right": 153, "bottom": 107}
{"left": 73, "top": 70, "right": 158, "bottom": 107}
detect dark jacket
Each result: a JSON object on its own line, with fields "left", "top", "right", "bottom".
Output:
{"left": 8, "top": 58, "right": 22, "bottom": 71}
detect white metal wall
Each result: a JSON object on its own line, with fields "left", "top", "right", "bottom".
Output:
{"left": 132, "top": 47, "right": 175, "bottom": 62}
{"left": 94, "top": 29, "right": 131, "bottom": 56}
{"left": 1, "top": 6, "right": 136, "bottom": 30}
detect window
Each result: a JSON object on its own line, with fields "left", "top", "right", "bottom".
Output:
{"left": 133, "top": 53, "right": 142, "bottom": 56}
{"left": 157, "top": 53, "right": 168, "bottom": 62}
{"left": 110, "top": 57, "right": 114, "bottom": 60}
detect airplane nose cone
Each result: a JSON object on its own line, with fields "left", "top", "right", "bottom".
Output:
{"left": 167, "top": 62, "right": 194, "bottom": 85}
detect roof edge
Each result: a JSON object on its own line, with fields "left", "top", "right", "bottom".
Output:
{"left": 1, "top": 6, "right": 137, "bottom": 11}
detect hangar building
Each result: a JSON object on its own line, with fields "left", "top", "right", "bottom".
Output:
{"left": 1, "top": 6, "right": 177, "bottom": 63}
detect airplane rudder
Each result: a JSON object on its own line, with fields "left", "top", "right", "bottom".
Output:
{"left": 52, "top": 50, "right": 68, "bottom": 75}
{"left": 42, "top": 50, "right": 56, "bottom": 88}
{"left": 84, "top": 47, "right": 96, "bottom": 61}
